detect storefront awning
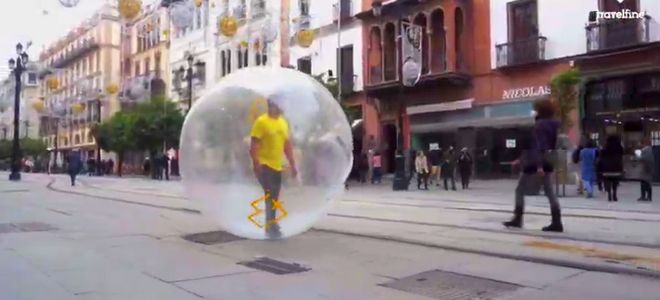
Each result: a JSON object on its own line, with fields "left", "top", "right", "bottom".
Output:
{"left": 407, "top": 99, "right": 474, "bottom": 115}
{"left": 411, "top": 115, "right": 535, "bottom": 134}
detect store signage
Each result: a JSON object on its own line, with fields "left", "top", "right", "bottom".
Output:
{"left": 429, "top": 143, "right": 440, "bottom": 150}
{"left": 502, "top": 86, "right": 551, "bottom": 100}
{"left": 407, "top": 98, "right": 474, "bottom": 115}
{"left": 506, "top": 139, "right": 516, "bottom": 149}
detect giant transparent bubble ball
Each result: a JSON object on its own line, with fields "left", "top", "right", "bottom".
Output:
{"left": 180, "top": 67, "right": 353, "bottom": 240}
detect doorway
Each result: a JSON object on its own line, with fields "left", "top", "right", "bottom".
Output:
{"left": 382, "top": 123, "right": 397, "bottom": 173}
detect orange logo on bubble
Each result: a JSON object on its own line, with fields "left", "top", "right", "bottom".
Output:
{"left": 247, "top": 193, "right": 288, "bottom": 229}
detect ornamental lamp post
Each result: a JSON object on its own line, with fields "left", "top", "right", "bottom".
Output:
{"left": 8, "top": 42, "right": 31, "bottom": 181}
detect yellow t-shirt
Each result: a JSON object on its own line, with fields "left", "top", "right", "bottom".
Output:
{"left": 250, "top": 114, "right": 289, "bottom": 171}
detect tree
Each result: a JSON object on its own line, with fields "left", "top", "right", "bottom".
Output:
{"left": 550, "top": 68, "right": 581, "bottom": 134}
{"left": 95, "top": 112, "right": 136, "bottom": 176}
{"left": 313, "top": 74, "right": 361, "bottom": 124}
{"left": 131, "top": 97, "right": 185, "bottom": 178}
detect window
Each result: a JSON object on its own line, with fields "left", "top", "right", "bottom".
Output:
{"left": 221, "top": 51, "right": 227, "bottom": 75}
{"left": 243, "top": 49, "right": 249, "bottom": 67}
{"left": 196, "top": 6, "right": 202, "bottom": 29}
{"left": 135, "top": 61, "right": 141, "bottom": 76}
{"left": 237, "top": 48, "right": 244, "bottom": 69}
{"left": 299, "top": 0, "right": 310, "bottom": 16}
{"left": 155, "top": 52, "right": 162, "bottom": 77}
{"left": 145, "top": 58, "right": 151, "bottom": 75}
{"left": 339, "top": 45, "right": 354, "bottom": 94}
{"left": 27, "top": 73, "right": 38, "bottom": 85}
{"left": 507, "top": 0, "right": 539, "bottom": 65}
{"left": 297, "top": 56, "right": 312, "bottom": 74}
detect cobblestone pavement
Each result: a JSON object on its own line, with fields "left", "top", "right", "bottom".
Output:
{"left": 1, "top": 172, "right": 660, "bottom": 299}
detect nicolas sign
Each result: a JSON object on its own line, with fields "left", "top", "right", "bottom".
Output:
{"left": 502, "top": 86, "right": 551, "bottom": 100}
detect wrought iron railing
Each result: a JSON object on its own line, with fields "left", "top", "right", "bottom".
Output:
{"left": 52, "top": 38, "right": 99, "bottom": 69}
{"left": 495, "top": 36, "right": 547, "bottom": 68}
{"left": 586, "top": 16, "right": 658, "bottom": 52}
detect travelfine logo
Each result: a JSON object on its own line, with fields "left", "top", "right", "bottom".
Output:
{"left": 589, "top": 2, "right": 647, "bottom": 21}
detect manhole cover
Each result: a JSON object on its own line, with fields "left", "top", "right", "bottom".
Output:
{"left": 0, "top": 222, "right": 57, "bottom": 234}
{"left": 182, "top": 230, "right": 244, "bottom": 245}
{"left": 380, "top": 270, "right": 520, "bottom": 300}
{"left": 238, "top": 257, "right": 310, "bottom": 275}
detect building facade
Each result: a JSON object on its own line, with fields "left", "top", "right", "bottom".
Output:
{"left": 574, "top": 0, "right": 660, "bottom": 180}
{"left": 0, "top": 70, "right": 42, "bottom": 140}
{"left": 287, "top": 0, "right": 370, "bottom": 167}
{"left": 38, "top": 4, "right": 122, "bottom": 164}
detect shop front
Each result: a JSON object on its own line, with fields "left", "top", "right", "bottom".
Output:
{"left": 409, "top": 98, "right": 537, "bottom": 178}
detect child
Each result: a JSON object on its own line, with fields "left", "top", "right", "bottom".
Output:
{"left": 372, "top": 152, "right": 382, "bottom": 184}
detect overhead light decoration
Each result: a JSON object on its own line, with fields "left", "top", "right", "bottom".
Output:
{"left": 194, "top": 0, "right": 204, "bottom": 8}
{"left": 106, "top": 84, "right": 119, "bottom": 95}
{"left": 46, "top": 77, "right": 60, "bottom": 90}
{"left": 296, "top": 29, "right": 315, "bottom": 48}
{"left": 72, "top": 103, "right": 85, "bottom": 114}
{"left": 32, "top": 99, "right": 45, "bottom": 113}
{"left": 58, "top": 0, "right": 81, "bottom": 8}
{"left": 118, "top": 0, "right": 143, "bottom": 20}
{"left": 169, "top": 0, "right": 195, "bottom": 30}
{"left": 219, "top": 16, "right": 239, "bottom": 37}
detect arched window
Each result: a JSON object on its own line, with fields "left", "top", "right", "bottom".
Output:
{"left": 368, "top": 27, "right": 382, "bottom": 84}
{"left": 88, "top": 132, "right": 94, "bottom": 143}
{"left": 455, "top": 7, "right": 465, "bottom": 71}
{"left": 414, "top": 13, "right": 429, "bottom": 74}
{"left": 383, "top": 23, "right": 397, "bottom": 81}
{"left": 430, "top": 9, "right": 446, "bottom": 72}
{"left": 74, "top": 135, "right": 81, "bottom": 145}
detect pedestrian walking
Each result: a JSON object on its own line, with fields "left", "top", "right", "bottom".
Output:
{"left": 458, "top": 147, "right": 473, "bottom": 189}
{"left": 67, "top": 149, "right": 83, "bottom": 186}
{"left": 600, "top": 135, "right": 624, "bottom": 202}
{"left": 366, "top": 135, "right": 377, "bottom": 183}
{"left": 372, "top": 152, "right": 383, "bottom": 184}
{"left": 428, "top": 146, "right": 441, "bottom": 186}
{"left": 415, "top": 150, "right": 430, "bottom": 190}
{"left": 638, "top": 138, "right": 654, "bottom": 202}
{"left": 441, "top": 147, "right": 456, "bottom": 191}
{"left": 358, "top": 153, "right": 369, "bottom": 183}
{"left": 108, "top": 158, "right": 115, "bottom": 176}
{"left": 503, "top": 99, "right": 563, "bottom": 232}
{"left": 87, "top": 158, "right": 95, "bottom": 176}
{"left": 579, "top": 139, "right": 598, "bottom": 198}
{"left": 162, "top": 153, "right": 171, "bottom": 181}
{"left": 572, "top": 136, "right": 587, "bottom": 195}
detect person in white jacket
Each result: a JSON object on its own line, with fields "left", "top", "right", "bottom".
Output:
{"left": 415, "top": 150, "right": 430, "bottom": 190}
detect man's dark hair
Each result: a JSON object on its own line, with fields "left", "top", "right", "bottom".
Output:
{"left": 585, "top": 139, "right": 596, "bottom": 148}
{"left": 534, "top": 99, "right": 556, "bottom": 119}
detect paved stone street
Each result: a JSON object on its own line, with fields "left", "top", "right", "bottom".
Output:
{"left": 1, "top": 172, "right": 660, "bottom": 299}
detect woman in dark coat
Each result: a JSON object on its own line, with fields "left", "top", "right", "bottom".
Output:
{"left": 600, "top": 135, "right": 624, "bottom": 202}
{"left": 67, "top": 150, "right": 83, "bottom": 186}
{"left": 441, "top": 147, "right": 457, "bottom": 191}
{"left": 458, "top": 148, "right": 473, "bottom": 189}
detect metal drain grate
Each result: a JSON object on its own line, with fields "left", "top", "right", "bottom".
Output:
{"left": 238, "top": 257, "right": 310, "bottom": 275}
{"left": 0, "top": 222, "right": 57, "bottom": 234}
{"left": 182, "top": 230, "right": 244, "bottom": 245}
{"left": 380, "top": 270, "right": 521, "bottom": 300}
{"left": 1, "top": 189, "right": 29, "bottom": 193}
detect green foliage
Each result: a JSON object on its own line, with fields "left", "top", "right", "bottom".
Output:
{"left": 550, "top": 68, "right": 581, "bottom": 133}
{"left": 312, "top": 74, "right": 360, "bottom": 124}
{"left": 95, "top": 111, "right": 136, "bottom": 155}
{"left": 131, "top": 97, "right": 185, "bottom": 153}
{"left": 0, "top": 138, "right": 47, "bottom": 159}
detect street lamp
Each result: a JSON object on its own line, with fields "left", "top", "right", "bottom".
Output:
{"left": 7, "top": 42, "right": 31, "bottom": 181}
{"left": 177, "top": 52, "right": 204, "bottom": 112}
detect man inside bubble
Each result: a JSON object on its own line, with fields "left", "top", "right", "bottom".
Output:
{"left": 249, "top": 94, "right": 298, "bottom": 239}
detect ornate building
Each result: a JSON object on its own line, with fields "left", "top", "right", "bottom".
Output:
{"left": 38, "top": 4, "right": 122, "bottom": 164}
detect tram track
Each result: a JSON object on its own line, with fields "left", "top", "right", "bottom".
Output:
{"left": 44, "top": 177, "right": 660, "bottom": 250}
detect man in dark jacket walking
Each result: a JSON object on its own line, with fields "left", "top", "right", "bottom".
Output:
{"left": 67, "top": 150, "right": 83, "bottom": 186}
{"left": 442, "top": 147, "right": 457, "bottom": 191}
{"left": 503, "top": 100, "right": 563, "bottom": 232}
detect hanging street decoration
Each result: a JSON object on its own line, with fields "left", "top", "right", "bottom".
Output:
{"left": 169, "top": 0, "right": 195, "bottom": 30}
{"left": 296, "top": 29, "right": 315, "bottom": 48}
{"left": 401, "top": 23, "right": 423, "bottom": 87}
{"left": 46, "top": 77, "right": 60, "bottom": 90}
{"left": 106, "top": 84, "right": 119, "bottom": 95}
{"left": 219, "top": 16, "right": 239, "bottom": 37}
{"left": 58, "top": 0, "right": 81, "bottom": 8}
{"left": 118, "top": 0, "right": 142, "bottom": 20}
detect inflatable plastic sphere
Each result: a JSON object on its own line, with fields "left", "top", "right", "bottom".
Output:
{"left": 179, "top": 67, "right": 353, "bottom": 240}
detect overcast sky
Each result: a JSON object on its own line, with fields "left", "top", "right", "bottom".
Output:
{"left": 0, "top": 0, "right": 107, "bottom": 78}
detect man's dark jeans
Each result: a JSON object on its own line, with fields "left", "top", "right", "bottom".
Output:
{"left": 257, "top": 165, "right": 283, "bottom": 238}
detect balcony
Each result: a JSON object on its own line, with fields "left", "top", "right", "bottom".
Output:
{"left": 586, "top": 16, "right": 658, "bottom": 53}
{"left": 51, "top": 39, "right": 99, "bottom": 69}
{"left": 333, "top": 0, "right": 352, "bottom": 22}
{"left": 496, "top": 36, "right": 547, "bottom": 68}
